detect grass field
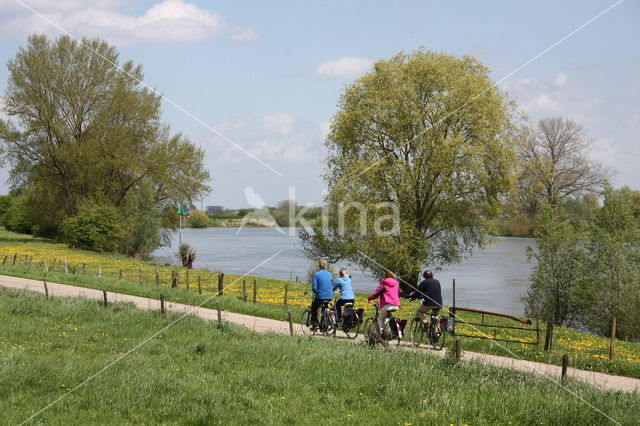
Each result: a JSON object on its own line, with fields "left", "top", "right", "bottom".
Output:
{"left": 0, "top": 229, "right": 639, "bottom": 380}
{"left": 2, "top": 288, "right": 638, "bottom": 425}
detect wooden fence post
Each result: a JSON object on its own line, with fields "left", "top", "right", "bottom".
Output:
{"left": 536, "top": 319, "right": 540, "bottom": 347}
{"left": 2, "top": 255, "right": 7, "bottom": 265}
{"left": 197, "top": 275, "right": 202, "bottom": 295}
{"left": 253, "top": 279, "right": 257, "bottom": 303}
{"left": 138, "top": 269, "right": 143, "bottom": 285}
{"left": 609, "top": 316, "right": 617, "bottom": 361}
{"left": 160, "top": 293, "right": 165, "bottom": 315}
{"left": 43, "top": 281, "right": 49, "bottom": 298}
{"left": 82, "top": 263, "right": 86, "bottom": 274}
{"left": 155, "top": 270, "right": 160, "bottom": 286}
{"left": 242, "top": 280, "right": 247, "bottom": 301}
{"left": 102, "top": 290, "right": 108, "bottom": 307}
{"left": 218, "top": 272, "right": 225, "bottom": 295}
{"left": 544, "top": 322, "right": 554, "bottom": 352}
{"left": 171, "top": 270, "right": 178, "bottom": 288}
{"left": 561, "top": 354, "right": 569, "bottom": 383}
{"left": 284, "top": 283, "right": 289, "bottom": 307}
{"left": 12, "top": 253, "right": 18, "bottom": 266}
{"left": 287, "top": 310, "right": 294, "bottom": 336}
{"left": 186, "top": 270, "right": 190, "bottom": 291}
{"left": 119, "top": 269, "right": 123, "bottom": 279}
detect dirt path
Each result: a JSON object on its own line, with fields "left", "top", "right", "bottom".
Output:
{"left": 2, "top": 275, "right": 638, "bottom": 394}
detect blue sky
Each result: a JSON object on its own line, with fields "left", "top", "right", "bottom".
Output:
{"left": 0, "top": 0, "right": 638, "bottom": 208}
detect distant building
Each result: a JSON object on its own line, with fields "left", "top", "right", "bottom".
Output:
{"left": 206, "top": 205, "right": 224, "bottom": 214}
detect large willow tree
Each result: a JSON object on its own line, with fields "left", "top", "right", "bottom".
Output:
{"left": 301, "top": 50, "right": 516, "bottom": 292}
{"left": 0, "top": 35, "right": 209, "bottom": 243}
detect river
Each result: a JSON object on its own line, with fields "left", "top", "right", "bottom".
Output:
{"left": 151, "top": 227, "right": 536, "bottom": 315}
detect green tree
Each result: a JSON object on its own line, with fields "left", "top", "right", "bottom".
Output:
{"left": 524, "top": 204, "right": 588, "bottom": 325}
{"left": 300, "top": 50, "right": 516, "bottom": 291}
{"left": 0, "top": 34, "right": 209, "bottom": 240}
{"left": 579, "top": 187, "right": 640, "bottom": 338}
{"left": 118, "top": 180, "right": 162, "bottom": 258}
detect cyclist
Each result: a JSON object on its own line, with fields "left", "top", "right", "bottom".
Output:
{"left": 409, "top": 270, "right": 442, "bottom": 324}
{"left": 310, "top": 259, "right": 334, "bottom": 330}
{"left": 333, "top": 268, "right": 355, "bottom": 321}
{"left": 367, "top": 270, "right": 401, "bottom": 335}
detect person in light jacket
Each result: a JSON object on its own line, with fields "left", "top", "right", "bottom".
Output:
{"left": 332, "top": 268, "right": 355, "bottom": 320}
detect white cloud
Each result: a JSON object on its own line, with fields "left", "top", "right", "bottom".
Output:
{"left": 261, "top": 113, "right": 296, "bottom": 136}
{"left": 319, "top": 120, "right": 331, "bottom": 139}
{"left": 207, "top": 113, "right": 326, "bottom": 165}
{"left": 627, "top": 112, "right": 640, "bottom": 127}
{"left": 0, "top": 0, "right": 126, "bottom": 13}
{"left": 1, "top": 0, "right": 257, "bottom": 45}
{"left": 230, "top": 27, "right": 258, "bottom": 43}
{"left": 313, "top": 56, "right": 373, "bottom": 78}
{"left": 506, "top": 77, "right": 600, "bottom": 126}
{"left": 553, "top": 72, "right": 568, "bottom": 88}
{"left": 590, "top": 138, "right": 618, "bottom": 168}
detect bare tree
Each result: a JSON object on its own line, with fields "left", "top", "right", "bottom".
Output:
{"left": 516, "top": 117, "right": 607, "bottom": 211}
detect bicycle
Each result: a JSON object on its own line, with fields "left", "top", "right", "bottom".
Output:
{"left": 363, "top": 302, "right": 405, "bottom": 347}
{"left": 300, "top": 299, "right": 337, "bottom": 337}
{"left": 409, "top": 309, "right": 446, "bottom": 350}
{"left": 336, "top": 302, "right": 364, "bottom": 340}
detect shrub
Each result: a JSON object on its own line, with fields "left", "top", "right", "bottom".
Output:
{"left": 60, "top": 201, "right": 122, "bottom": 252}
{"left": 188, "top": 210, "right": 210, "bottom": 228}
{"left": 2, "top": 196, "right": 33, "bottom": 234}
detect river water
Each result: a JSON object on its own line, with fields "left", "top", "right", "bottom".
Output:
{"left": 151, "top": 227, "right": 536, "bottom": 315}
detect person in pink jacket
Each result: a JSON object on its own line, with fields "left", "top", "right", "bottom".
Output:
{"left": 367, "top": 271, "right": 401, "bottom": 334}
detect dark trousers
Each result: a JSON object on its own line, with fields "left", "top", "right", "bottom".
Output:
{"left": 335, "top": 299, "right": 355, "bottom": 319}
{"left": 311, "top": 297, "right": 332, "bottom": 326}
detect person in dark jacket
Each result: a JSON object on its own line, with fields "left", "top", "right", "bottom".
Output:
{"left": 409, "top": 270, "right": 442, "bottom": 324}
{"left": 310, "top": 259, "right": 334, "bottom": 328}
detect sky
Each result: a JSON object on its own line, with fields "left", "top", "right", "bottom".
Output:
{"left": 0, "top": 0, "right": 638, "bottom": 209}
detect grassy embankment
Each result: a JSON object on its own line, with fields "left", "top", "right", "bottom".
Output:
{"left": 1, "top": 288, "right": 638, "bottom": 425}
{"left": 0, "top": 230, "right": 639, "bottom": 379}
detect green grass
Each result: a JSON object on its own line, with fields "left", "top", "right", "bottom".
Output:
{"left": 1, "top": 229, "right": 639, "bottom": 381}
{"left": 1, "top": 288, "right": 638, "bottom": 425}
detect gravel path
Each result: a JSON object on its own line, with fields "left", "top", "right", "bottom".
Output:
{"left": 1, "top": 274, "right": 638, "bottom": 394}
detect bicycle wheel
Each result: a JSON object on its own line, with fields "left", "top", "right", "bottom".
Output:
{"left": 323, "top": 311, "right": 337, "bottom": 337}
{"left": 343, "top": 318, "right": 360, "bottom": 340}
{"left": 392, "top": 318, "right": 404, "bottom": 346}
{"left": 410, "top": 318, "right": 425, "bottom": 347}
{"left": 363, "top": 318, "right": 374, "bottom": 339}
{"left": 300, "top": 309, "right": 316, "bottom": 336}
{"left": 429, "top": 321, "right": 445, "bottom": 350}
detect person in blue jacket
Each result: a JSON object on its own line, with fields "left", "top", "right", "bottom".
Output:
{"left": 311, "top": 259, "right": 334, "bottom": 329}
{"left": 332, "top": 268, "right": 355, "bottom": 320}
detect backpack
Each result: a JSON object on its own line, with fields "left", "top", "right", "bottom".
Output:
{"left": 343, "top": 306, "right": 355, "bottom": 327}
